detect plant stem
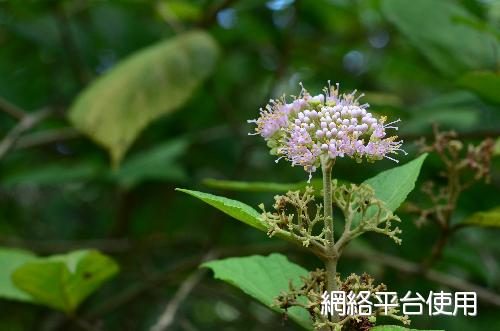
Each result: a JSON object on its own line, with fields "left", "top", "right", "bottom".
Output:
{"left": 321, "top": 157, "right": 335, "bottom": 252}
{"left": 321, "top": 156, "right": 338, "bottom": 326}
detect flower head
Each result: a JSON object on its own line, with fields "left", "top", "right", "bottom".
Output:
{"left": 249, "top": 82, "right": 406, "bottom": 177}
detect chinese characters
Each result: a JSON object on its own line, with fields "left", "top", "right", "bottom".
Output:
{"left": 320, "top": 291, "right": 477, "bottom": 317}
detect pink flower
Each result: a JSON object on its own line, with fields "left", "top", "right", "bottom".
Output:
{"left": 249, "top": 82, "right": 407, "bottom": 176}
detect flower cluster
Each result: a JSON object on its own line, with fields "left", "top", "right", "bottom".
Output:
{"left": 249, "top": 82, "right": 406, "bottom": 177}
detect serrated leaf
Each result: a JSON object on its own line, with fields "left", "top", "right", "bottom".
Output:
{"left": 111, "top": 139, "right": 188, "bottom": 188}
{"left": 351, "top": 154, "right": 428, "bottom": 226}
{"left": 175, "top": 188, "right": 267, "bottom": 231}
{"left": 457, "top": 71, "right": 500, "bottom": 105}
{"left": 0, "top": 248, "right": 37, "bottom": 302}
{"left": 12, "top": 250, "right": 119, "bottom": 313}
{"left": 461, "top": 207, "right": 500, "bottom": 228}
{"left": 364, "top": 154, "right": 428, "bottom": 212}
{"left": 371, "top": 326, "right": 443, "bottom": 331}
{"left": 68, "top": 31, "right": 218, "bottom": 165}
{"left": 382, "top": 0, "right": 498, "bottom": 76}
{"left": 202, "top": 254, "right": 312, "bottom": 330}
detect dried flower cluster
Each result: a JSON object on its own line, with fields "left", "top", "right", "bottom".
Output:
{"left": 275, "top": 271, "right": 409, "bottom": 330}
{"left": 411, "top": 127, "right": 495, "bottom": 229}
{"left": 331, "top": 180, "right": 402, "bottom": 249}
{"left": 417, "top": 127, "right": 495, "bottom": 185}
{"left": 259, "top": 187, "right": 330, "bottom": 250}
{"left": 249, "top": 82, "right": 406, "bottom": 177}
{"left": 259, "top": 182, "right": 402, "bottom": 258}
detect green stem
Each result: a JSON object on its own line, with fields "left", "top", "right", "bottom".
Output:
{"left": 322, "top": 156, "right": 335, "bottom": 252}
{"left": 321, "top": 156, "right": 339, "bottom": 326}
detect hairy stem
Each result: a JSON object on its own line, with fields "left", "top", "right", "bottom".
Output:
{"left": 321, "top": 156, "right": 338, "bottom": 326}
{"left": 322, "top": 156, "right": 335, "bottom": 253}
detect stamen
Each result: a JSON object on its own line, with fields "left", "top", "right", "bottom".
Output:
{"left": 384, "top": 155, "right": 399, "bottom": 163}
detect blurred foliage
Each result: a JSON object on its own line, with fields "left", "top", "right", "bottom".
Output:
{"left": 0, "top": 0, "right": 499, "bottom": 330}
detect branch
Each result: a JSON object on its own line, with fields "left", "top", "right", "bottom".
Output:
{"left": 84, "top": 253, "right": 209, "bottom": 319}
{"left": 83, "top": 244, "right": 292, "bottom": 320}
{"left": 149, "top": 252, "right": 217, "bottom": 331}
{"left": 14, "top": 127, "right": 80, "bottom": 150}
{"left": 179, "top": 318, "right": 200, "bottom": 331}
{"left": 0, "top": 96, "right": 27, "bottom": 119}
{"left": 0, "top": 108, "right": 53, "bottom": 160}
{"left": 344, "top": 247, "right": 500, "bottom": 307}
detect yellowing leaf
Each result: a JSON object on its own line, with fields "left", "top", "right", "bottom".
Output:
{"left": 68, "top": 31, "right": 218, "bottom": 165}
{"left": 461, "top": 207, "right": 500, "bottom": 228}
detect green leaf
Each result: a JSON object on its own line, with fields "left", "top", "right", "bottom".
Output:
{"left": 68, "top": 31, "right": 219, "bottom": 166}
{"left": 176, "top": 189, "right": 302, "bottom": 244}
{"left": 401, "top": 92, "right": 481, "bottom": 135}
{"left": 371, "top": 326, "right": 443, "bottom": 331}
{"left": 0, "top": 248, "right": 37, "bottom": 302}
{"left": 351, "top": 154, "right": 428, "bottom": 228}
{"left": 364, "top": 154, "right": 428, "bottom": 212}
{"left": 460, "top": 207, "right": 500, "bottom": 227}
{"left": 12, "top": 250, "right": 119, "bottom": 313}
{"left": 202, "top": 254, "right": 312, "bottom": 330}
{"left": 157, "top": 0, "right": 201, "bottom": 21}
{"left": 175, "top": 189, "right": 267, "bottom": 232}
{"left": 202, "top": 178, "right": 324, "bottom": 194}
{"left": 1, "top": 162, "right": 101, "bottom": 187}
{"left": 494, "top": 138, "right": 500, "bottom": 156}
{"left": 402, "top": 108, "right": 479, "bottom": 135}
{"left": 202, "top": 178, "right": 350, "bottom": 196}
{"left": 457, "top": 71, "right": 500, "bottom": 105}
{"left": 382, "top": 0, "right": 498, "bottom": 76}
{"left": 111, "top": 139, "right": 188, "bottom": 188}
